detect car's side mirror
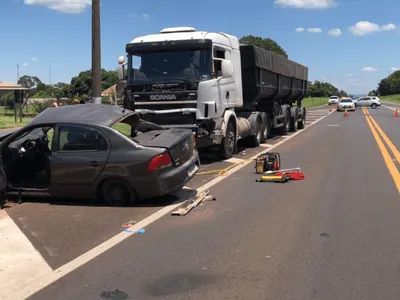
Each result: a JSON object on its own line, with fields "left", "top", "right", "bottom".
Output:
{"left": 221, "top": 60, "right": 234, "bottom": 78}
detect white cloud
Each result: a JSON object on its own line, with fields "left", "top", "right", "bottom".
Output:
{"left": 346, "top": 73, "right": 352, "bottom": 77}
{"left": 307, "top": 28, "right": 322, "bottom": 33}
{"left": 328, "top": 28, "right": 342, "bottom": 36}
{"left": 130, "top": 12, "right": 150, "bottom": 20}
{"left": 390, "top": 67, "right": 400, "bottom": 71}
{"left": 295, "top": 27, "right": 305, "bottom": 32}
{"left": 22, "top": 63, "right": 28, "bottom": 67}
{"left": 23, "top": 0, "right": 91, "bottom": 14}
{"left": 32, "top": 57, "right": 37, "bottom": 61}
{"left": 362, "top": 67, "right": 377, "bottom": 72}
{"left": 381, "top": 23, "right": 396, "bottom": 31}
{"left": 275, "top": 0, "right": 336, "bottom": 9}
{"left": 349, "top": 21, "right": 397, "bottom": 36}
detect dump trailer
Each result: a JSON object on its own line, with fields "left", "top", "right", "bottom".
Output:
{"left": 118, "top": 27, "right": 308, "bottom": 159}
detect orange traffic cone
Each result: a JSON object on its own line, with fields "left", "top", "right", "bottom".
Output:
{"left": 394, "top": 108, "right": 399, "bottom": 118}
{"left": 343, "top": 109, "right": 348, "bottom": 116}
{"left": 329, "top": 107, "right": 333, "bottom": 112}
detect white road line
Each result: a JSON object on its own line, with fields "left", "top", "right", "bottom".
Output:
{"left": 0, "top": 211, "right": 52, "bottom": 299}
{"left": 225, "top": 157, "right": 246, "bottom": 164}
{"left": 259, "top": 143, "right": 274, "bottom": 148}
{"left": 383, "top": 105, "right": 395, "bottom": 111}
{"left": 9, "top": 110, "right": 335, "bottom": 300}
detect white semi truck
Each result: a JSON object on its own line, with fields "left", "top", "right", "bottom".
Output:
{"left": 117, "top": 27, "right": 308, "bottom": 159}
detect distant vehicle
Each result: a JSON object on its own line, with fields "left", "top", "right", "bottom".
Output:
{"left": 355, "top": 96, "right": 381, "bottom": 109}
{"left": 0, "top": 104, "right": 199, "bottom": 207}
{"left": 337, "top": 97, "right": 355, "bottom": 111}
{"left": 328, "top": 96, "right": 339, "bottom": 105}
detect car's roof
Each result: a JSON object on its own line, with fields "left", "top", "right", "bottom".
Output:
{"left": 29, "top": 104, "right": 137, "bottom": 127}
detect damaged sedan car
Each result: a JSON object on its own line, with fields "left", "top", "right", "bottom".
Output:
{"left": 0, "top": 104, "right": 199, "bottom": 207}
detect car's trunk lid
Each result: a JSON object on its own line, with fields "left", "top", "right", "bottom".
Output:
{"left": 133, "top": 129, "right": 194, "bottom": 167}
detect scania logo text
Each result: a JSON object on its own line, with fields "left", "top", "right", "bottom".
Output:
{"left": 149, "top": 94, "right": 177, "bottom": 100}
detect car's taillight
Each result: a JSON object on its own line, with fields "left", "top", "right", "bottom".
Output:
{"left": 148, "top": 153, "right": 173, "bottom": 171}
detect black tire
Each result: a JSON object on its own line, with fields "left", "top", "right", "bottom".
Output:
{"left": 290, "top": 111, "right": 298, "bottom": 132}
{"left": 298, "top": 107, "right": 306, "bottom": 129}
{"left": 280, "top": 109, "right": 290, "bottom": 135}
{"left": 371, "top": 103, "right": 377, "bottom": 109}
{"left": 100, "top": 178, "right": 136, "bottom": 207}
{"left": 260, "top": 115, "right": 270, "bottom": 143}
{"left": 251, "top": 117, "right": 262, "bottom": 147}
{"left": 219, "top": 119, "right": 236, "bottom": 159}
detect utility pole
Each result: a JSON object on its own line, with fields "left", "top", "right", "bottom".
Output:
{"left": 92, "top": 0, "right": 102, "bottom": 104}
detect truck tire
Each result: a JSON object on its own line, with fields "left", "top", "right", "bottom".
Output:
{"left": 298, "top": 107, "right": 306, "bottom": 129}
{"left": 290, "top": 111, "right": 298, "bottom": 132}
{"left": 261, "top": 115, "right": 270, "bottom": 143}
{"left": 219, "top": 119, "right": 236, "bottom": 159}
{"left": 251, "top": 117, "right": 262, "bottom": 147}
{"left": 280, "top": 109, "right": 290, "bottom": 135}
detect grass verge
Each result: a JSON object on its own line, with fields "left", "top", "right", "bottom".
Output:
{"left": 302, "top": 97, "right": 328, "bottom": 108}
{"left": 380, "top": 94, "right": 400, "bottom": 104}
{"left": 0, "top": 116, "right": 33, "bottom": 129}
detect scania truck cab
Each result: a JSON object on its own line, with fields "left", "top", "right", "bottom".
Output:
{"left": 118, "top": 27, "right": 308, "bottom": 159}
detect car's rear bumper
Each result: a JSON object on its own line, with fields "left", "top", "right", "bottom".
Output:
{"left": 136, "top": 151, "right": 200, "bottom": 199}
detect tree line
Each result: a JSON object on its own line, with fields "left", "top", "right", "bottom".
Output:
{"left": 369, "top": 70, "right": 400, "bottom": 96}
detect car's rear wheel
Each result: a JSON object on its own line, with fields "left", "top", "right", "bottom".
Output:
{"left": 100, "top": 178, "right": 137, "bottom": 207}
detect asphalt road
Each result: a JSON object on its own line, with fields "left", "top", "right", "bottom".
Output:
{"left": 5, "top": 105, "right": 396, "bottom": 300}
{"left": 3, "top": 107, "right": 329, "bottom": 270}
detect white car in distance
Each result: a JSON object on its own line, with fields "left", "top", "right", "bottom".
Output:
{"left": 337, "top": 97, "right": 355, "bottom": 112}
{"left": 328, "top": 96, "right": 339, "bottom": 105}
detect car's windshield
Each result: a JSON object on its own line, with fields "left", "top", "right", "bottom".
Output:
{"left": 128, "top": 49, "right": 212, "bottom": 84}
{"left": 340, "top": 99, "right": 352, "bottom": 103}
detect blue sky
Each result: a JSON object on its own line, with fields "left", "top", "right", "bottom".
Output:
{"left": 1, "top": 0, "right": 399, "bottom": 94}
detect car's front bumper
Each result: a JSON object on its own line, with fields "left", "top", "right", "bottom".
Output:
{"left": 136, "top": 151, "right": 200, "bottom": 199}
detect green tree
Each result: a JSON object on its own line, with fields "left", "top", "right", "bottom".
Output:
{"left": 70, "top": 69, "right": 119, "bottom": 98}
{"left": 239, "top": 35, "right": 288, "bottom": 58}
{"left": 377, "top": 70, "right": 400, "bottom": 96}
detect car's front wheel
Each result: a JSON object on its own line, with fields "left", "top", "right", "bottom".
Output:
{"left": 371, "top": 103, "right": 378, "bottom": 109}
{"left": 100, "top": 178, "right": 137, "bottom": 207}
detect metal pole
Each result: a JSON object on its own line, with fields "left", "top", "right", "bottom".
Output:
{"left": 17, "top": 64, "right": 19, "bottom": 82}
{"left": 92, "top": 0, "right": 102, "bottom": 104}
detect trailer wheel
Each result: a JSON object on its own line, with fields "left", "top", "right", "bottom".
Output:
{"left": 280, "top": 109, "right": 290, "bottom": 135}
{"left": 297, "top": 107, "right": 306, "bottom": 129}
{"left": 261, "top": 115, "right": 270, "bottom": 143}
{"left": 251, "top": 117, "right": 262, "bottom": 147}
{"left": 219, "top": 119, "right": 236, "bottom": 159}
{"left": 290, "top": 111, "right": 298, "bottom": 132}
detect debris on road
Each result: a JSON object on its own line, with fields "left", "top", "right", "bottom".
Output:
{"left": 171, "top": 190, "right": 215, "bottom": 216}
{"left": 255, "top": 152, "right": 280, "bottom": 174}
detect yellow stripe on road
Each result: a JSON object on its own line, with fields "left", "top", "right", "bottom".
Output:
{"left": 365, "top": 115, "right": 400, "bottom": 194}
{"left": 368, "top": 115, "right": 400, "bottom": 165}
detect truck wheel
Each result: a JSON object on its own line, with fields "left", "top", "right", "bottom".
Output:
{"left": 297, "top": 107, "right": 306, "bottom": 129}
{"left": 280, "top": 109, "right": 290, "bottom": 135}
{"left": 261, "top": 116, "right": 270, "bottom": 143}
{"left": 251, "top": 117, "right": 262, "bottom": 147}
{"left": 290, "top": 112, "right": 298, "bottom": 132}
{"left": 219, "top": 120, "right": 236, "bottom": 159}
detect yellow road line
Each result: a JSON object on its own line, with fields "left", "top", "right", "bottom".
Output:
{"left": 368, "top": 115, "right": 400, "bottom": 164}
{"left": 365, "top": 116, "right": 400, "bottom": 194}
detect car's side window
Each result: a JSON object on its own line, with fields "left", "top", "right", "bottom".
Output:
{"left": 58, "top": 125, "right": 108, "bottom": 152}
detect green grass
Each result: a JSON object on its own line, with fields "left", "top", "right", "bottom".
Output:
{"left": 112, "top": 123, "right": 131, "bottom": 136}
{"left": 0, "top": 116, "right": 33, "bottom": 129}
{"left": 380, "top": 94, "right": 400, "bottom": 104}
{"left": 302, "top": 97, "right": 328, "bottom": 108}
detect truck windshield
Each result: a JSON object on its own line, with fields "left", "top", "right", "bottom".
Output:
{"left": 128, "top": 49, "right": 212, "bottom": 84}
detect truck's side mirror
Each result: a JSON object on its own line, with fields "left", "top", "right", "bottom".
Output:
{"left": 221, "top": 60, "right": 233, "bottom": 78}
{"left": 118, "top": 56, "right": 126, "bottom": 81}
